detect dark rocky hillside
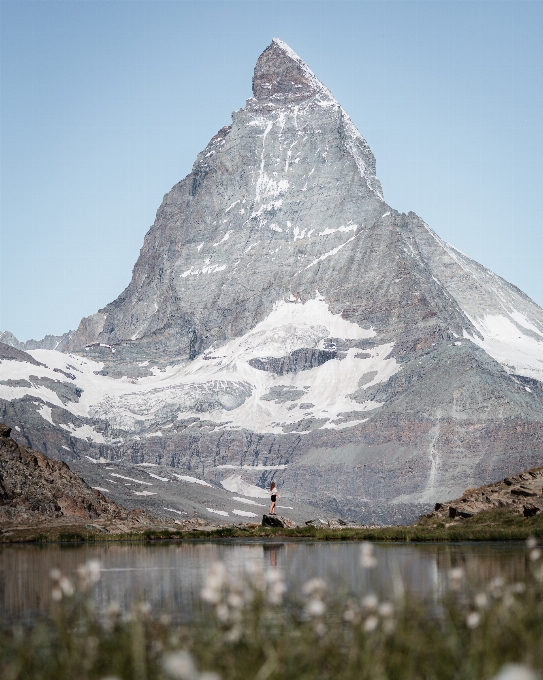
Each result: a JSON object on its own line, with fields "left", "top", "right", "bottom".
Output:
{"left": 0, "top": 424, "right": 127, "bottom": 527}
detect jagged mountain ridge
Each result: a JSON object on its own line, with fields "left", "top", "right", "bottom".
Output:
{"left": 2, "top": 38, "right": 543, "bottom": 523}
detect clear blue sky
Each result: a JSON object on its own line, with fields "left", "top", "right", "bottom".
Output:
{"left": 1, "top": 0, "right": 542, "bottom": 341}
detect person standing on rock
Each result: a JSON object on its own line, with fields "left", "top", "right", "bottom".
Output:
{"left": 270, "top": 482, "right": 280, "bottom": 515}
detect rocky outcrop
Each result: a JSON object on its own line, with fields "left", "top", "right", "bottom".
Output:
{"left": 0, "top": 424, "right": 125, "bottom": 527}
{"left": 0, "top": 331, "right": 72, "bottom": 352}
{"left": 0, "top": 342, "right": 44, "bottom": 367}
{"left": 249, "top": 348, "right": 336, "bottom": 375}
{"left": 424, "top": 466, "right": 543, "bottom": 523}
{"left": 262, "top": 514, "right": 295, "bottom": 528}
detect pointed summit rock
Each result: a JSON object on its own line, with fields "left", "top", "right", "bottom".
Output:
{"left": 252, "top": 38, "right": 328, "bottom": 103}
{"left": 2, "top": 40, "right": 543, "bottom": 524}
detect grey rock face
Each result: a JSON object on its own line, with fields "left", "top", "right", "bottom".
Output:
{"left": 261, "top": 385, "right": 307, "bottom": 403}
{"left": 0, "top": 331, "right": 73, "bottom": 352}
{"left": 2, "top": 38, "right": 543, "bottom": 524}
{"left": 0, "top": 342, "right": 44, "bottom": 366}
{"left": 249, "top": 348, "right": 337, "bottom": 374}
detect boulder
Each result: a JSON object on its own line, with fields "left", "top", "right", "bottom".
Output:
{"left": 523, "top": 503, "right": 543, "bottom": 518}
{"left": 449, "top": 506, "right": 475, "bottom": 519}
{"left": 305, "top": 518, "right": 329, "bottom": 527}
{"left": 262, "top": 514, "right": 295, "bottom": 528}
{"left": 511, "top": 487, "right": 538, "bottom": 497}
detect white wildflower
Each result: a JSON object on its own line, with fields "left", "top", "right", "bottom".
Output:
{"left": 314, "top": 621, "right": 327, "bottom": 637}
{"left": 364, "top": 615, "right": 379, "bottom": 632}
{"left": 59, "top": 576, "right": 74, "bottom": 597}
{"left": 502, "top": 592, "right": 515, "bottom": 609}
{"left": 49, "top": 568, "right": 61, "bottom": 581}
{"left": 106, "top": 601, "right": 121, "bottom": 617}
{"left": 302, "top": 577, "right": 326, "bottom": 597}
{"left": 360, "top": 542, "right": 377, "bottom": 569}
{"left": 466, "top": 611, "right": 480, "bottom": 629}
{"left": 343, "top": 598, "right": 360, "bottom": 623}
{"left": 162, "top": 650, "right": 198, "bottom": 680}
{"left": 266, "top": 569, "right": 286, "bottom": 605}
{"left": 305, "top": 598, "right": 326, "bottom": 618}
{"left": 51, "top": 587, "right": 63, "bottom": 602}
{"left": 448, "top": 567, "right": 464, "bottom": 590}
{"left": 77, "top": 559, "right": 102, "bottom": 587}
{"left": 224, "top": 626, "right": 242, "bottom": 644}
{"left": 361, "top": 594, "right": 378, "bottom": 612}
{"left": 343, "top": 608, "right": 357, "bottom": 623}
{"left": 491, "top": 663, "right": 540, "bottom": 680}
{"left": 382, "top": 619, "right": 396, "bottom": 635}
{"left": 215, "top": 603, "right": 230, "bottom": 623}
{"left": 227, "top": 591, "right": 244, "bottom": 610}
{"left": 530, "top": 548, "right": 541, "bottom": 562}
{"left": 138, "top": 602, "right": 152, "bottom": 616}
{"left": 488, "top": 575, "right": 505, "bottom": 598}
{"left": 245, "top": 562, "right": 265, "bottom": 592}
{"left": 526, "top": 537, "right": 538, "bottom": 549}
{"left": 201, "top": 562, "right": 226, "bottom": 604}
{"left": 475, "top": 592, "right": 489, "bottom": 609}
{"left": 510, "top": 582, "right": 526, "bottom": 594}
{"left": 378, "top": 602, "right": 394, "bottom": 618}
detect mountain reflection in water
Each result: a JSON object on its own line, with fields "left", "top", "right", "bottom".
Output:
{"left": 0, "top": 541, "right": 529, "bottom": 622}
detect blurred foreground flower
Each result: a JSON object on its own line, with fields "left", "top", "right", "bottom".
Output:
{"left": 201, "top": 562, "right": 226, "bottom": 604}
{"left": 266, "top": 567, "right": 287, "bottom": 605}
{"left": 466, "top": 611, "right": 480, "bottom": 629}
{"left": 491, "top": 663, "right": 540, "bottom": 680}
{"left": 360, "top": 542, "right": 377, "bottom": 568}
{"left": 77, "top": 559, "right": 102, "bottom": 588}
{"left": 162, "top": 650, "right": 221, "bottom": 680}
{"left": 448, "top": 567, "right": 464, "bottom": 591}
{"left": 49, "top": 567, "right": 74, "bottom": 601}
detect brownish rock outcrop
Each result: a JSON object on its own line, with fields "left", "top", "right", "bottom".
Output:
{"left": 0, "top": 423, "right": 125, "bottom": 527}
{"left": 424, "top": 466, "right": 543, "bottom": 523}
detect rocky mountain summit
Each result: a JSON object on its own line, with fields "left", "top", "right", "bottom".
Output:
{"left": 2, "top": 39, "right": 543, "bottom": 524}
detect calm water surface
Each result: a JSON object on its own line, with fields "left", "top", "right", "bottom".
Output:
{"left": 0, "top": 540, "right": 530, "bottom": 622}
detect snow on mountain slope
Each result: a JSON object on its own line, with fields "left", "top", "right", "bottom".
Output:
{"left": 407, "top": 217, "right": 543, "bottom": 380}
{"left": 0, "top": 296, "right": 399, "bottom": 440}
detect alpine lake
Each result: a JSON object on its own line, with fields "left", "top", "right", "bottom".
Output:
{"left": 0, "top": 539, "right": 532, "bottom": 623}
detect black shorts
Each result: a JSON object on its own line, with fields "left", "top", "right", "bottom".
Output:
{"left": 271, "top": 495, "right": 277, "bottom": 502}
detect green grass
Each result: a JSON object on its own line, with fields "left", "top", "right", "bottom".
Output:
{"left": 3, "top": 506, "right": 543, "bottom": 545}
{"left": 2, "top": 541, "right": 543, "bottom": 680}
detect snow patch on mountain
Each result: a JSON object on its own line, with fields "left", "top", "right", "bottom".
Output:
{"left": 220, "top": 474, "right": 270, "bottom": 498}
{"left": 0, "top": 296, "right": 397, "bottom": 438}
{"left": 464, "top": 312, "right": 543, "bottom": 381}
